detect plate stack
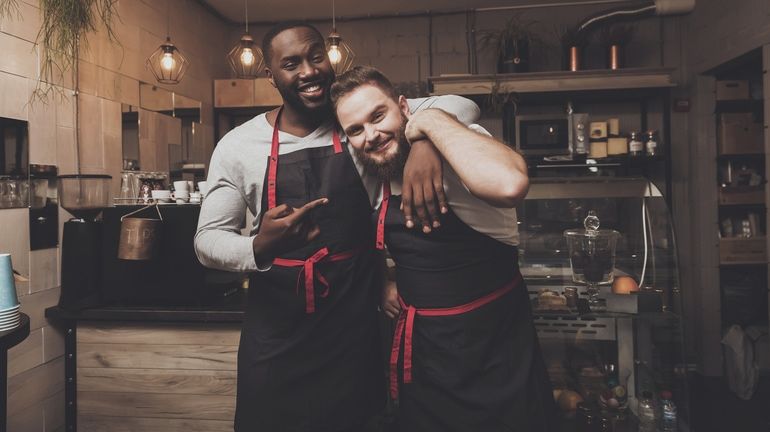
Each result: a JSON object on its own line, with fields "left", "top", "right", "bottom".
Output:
{"left": 0, "top": 253, "right": 21, "bottom": 332}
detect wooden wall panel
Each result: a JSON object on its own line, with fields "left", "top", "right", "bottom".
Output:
{"left": 76, "top": 323, "right": 240, "bottom": 430}
{"left": 78, "top": 367, "right": 236, "bottom": 395}
{"left": 78, "top": 343, "right": 237, "bottom": 370}
{"left": 78, "top": 322, "right": 240, "bottom": 345}
{"left": 78, "top": 392, "right": 235, "bottom": 420}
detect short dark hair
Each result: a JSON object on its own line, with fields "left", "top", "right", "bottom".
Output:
{"left": 330, "top": 66, "right": 398, "bottom": 108}
{"left": 261, "top": 22, "right": 325, "bottom": 66}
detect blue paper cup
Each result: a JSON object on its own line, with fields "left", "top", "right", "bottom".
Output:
{"left": 0, "top": 254, "right": 20, "bottom": 311}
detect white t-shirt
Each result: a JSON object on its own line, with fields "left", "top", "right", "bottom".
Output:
{"left": 376, "top": 124, "right": 519, "bottom": 246}
{"left": 194, "top": 97, "right": 481, "bottom": 272}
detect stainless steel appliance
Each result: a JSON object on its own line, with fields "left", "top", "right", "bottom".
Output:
{"left": 514, "top": 115, "right": 570, "bottom": 156}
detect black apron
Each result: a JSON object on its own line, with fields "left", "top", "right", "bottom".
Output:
{"left": 377, "top": 183, "right": 557, "bottom": 432}
{"left": 234, "top": 110, "right": 385, "bottom": 431}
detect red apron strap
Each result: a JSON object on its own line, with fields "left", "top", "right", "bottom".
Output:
{"left": 332, "top": 129, "right": 343, "bottom": 154}
{"left": 388, "top": 273, "right": 523, "bottom": 400}
{"left": 267, "top": 107, "right": 283, "bottom": 210}
{"left": 376, "top": 182, "right": 391, "bottom": 250}
{"left": 274, "top": 247, "right": 360, "bottom": 314}
{"left": 389, "top": 309, "right": 407, "bottom": 400}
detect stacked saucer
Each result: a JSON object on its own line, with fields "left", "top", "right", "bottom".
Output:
{"left": 0, "top": 303, "right": 20, "bottom": 331}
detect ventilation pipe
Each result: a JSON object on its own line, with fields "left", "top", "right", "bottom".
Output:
{"left": 577, "top": 0, "right": 695, "bottom": 33}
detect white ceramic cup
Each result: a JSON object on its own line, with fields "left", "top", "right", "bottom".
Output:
{"left": 197, "top": 181, "right": 209, "bottom": 196}
{"left": 189, "top": 192, "right": 202, "bottom": 204}
{"left": 173, "top": 181, "right": 189, "bottom": 192}
{"left": 151, "top": 190, "right": 172, "bottom": 203}
{"left": 173, "top": 190, "right": 189, "bottom": 204}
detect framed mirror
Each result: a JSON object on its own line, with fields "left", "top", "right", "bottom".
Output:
{"left": 0, "top": 117, "right": 29, "bottom": 209}
{"left": 122, "top": 84, "right": 207, "bottom": 185}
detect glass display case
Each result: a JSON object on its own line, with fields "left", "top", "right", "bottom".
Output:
{"left": 519, "top": 177, "right": 689, "bottom": 431}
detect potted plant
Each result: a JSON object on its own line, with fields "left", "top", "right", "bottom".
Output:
{"left": 479, "top": 14, "right": 539, "bottom": 74}
{"left": 599, "top": 24, "right": 635, "bottom": 70}
{"left": 0, "top": 0, "right": 119, "bottom": 101}
{"left": 557, "top": 25, "right": 591, "bottom": 72}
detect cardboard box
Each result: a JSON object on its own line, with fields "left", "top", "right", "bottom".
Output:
{"left": 589, "top": 141, "right": 608, "bottom": 158}
{"left": 590, "top": 122, "right": 607, "bottom": 139}
{"left": 719, "top": 237, "right": 766, "bottom": 264}
{"left": 716, "top": 80, "right": 750, "bottom": 101}
{"left": 607, "top": 137, "right": 628, "bottom": 155}
{"left": 719, "top": 113, "right": 764, "bottom": 154}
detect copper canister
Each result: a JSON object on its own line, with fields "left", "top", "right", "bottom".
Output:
{"left": 569, "top": 46, "right": 581, "bottom": 71}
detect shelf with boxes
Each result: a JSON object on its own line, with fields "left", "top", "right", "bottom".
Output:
{"left": 711, "top": 47, "right": 770, "bottom": 345}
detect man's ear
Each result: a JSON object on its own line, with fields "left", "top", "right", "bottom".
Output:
{"left": 266, "top": 68, "right": 276, "bottom": 88}
{"left": 398, "top": 95, "right": 410, "bottom": 118}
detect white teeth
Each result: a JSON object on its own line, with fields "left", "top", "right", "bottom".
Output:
{"left": 301, "top": 84, "right": 321, "bottom": 92}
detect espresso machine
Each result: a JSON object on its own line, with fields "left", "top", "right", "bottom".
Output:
{"left": 58, "top": 174, "right": 111, "bottom": 310}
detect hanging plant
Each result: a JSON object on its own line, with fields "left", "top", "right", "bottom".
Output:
{"left": 0, "top": 0, "right": 119, "bottom": 101}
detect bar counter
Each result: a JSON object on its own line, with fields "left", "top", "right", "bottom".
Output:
{"left": 44, "top": 293, "right": 248, "bottom": 432}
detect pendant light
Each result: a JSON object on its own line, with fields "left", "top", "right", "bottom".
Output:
{"left": 326, "top": 0, "right": 355, "bottom": 75}
{"left": 146, "top": 0, "right": 189, "bottom": 85}
{"left": 227, "top": 0, "right": 265, "bottom": 78}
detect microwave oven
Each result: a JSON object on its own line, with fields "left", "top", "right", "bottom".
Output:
{"left": 514, "top": 115, "right": 570, "bottom": 156}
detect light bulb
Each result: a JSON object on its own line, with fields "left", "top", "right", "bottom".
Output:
{"left": 328, "top": 45, "right": 342, "bottom": 65}
{"left": 240, "top": 47, "right": 255, "bottom": 66}
{"left": 161, "top": 52, "right": 175, "bottom": 71}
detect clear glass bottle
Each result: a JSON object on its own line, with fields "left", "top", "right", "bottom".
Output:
{"left": 645, "top": 130, "right": 658, "bottom": 157}
{"left": 660, "top": 390, "right": 677, "bottom": 431}
{"left": 629, "top": 132, "right": 644, "bottom": 157}
{"left": 637, "top": 390, "right": 657, "bottom": 432}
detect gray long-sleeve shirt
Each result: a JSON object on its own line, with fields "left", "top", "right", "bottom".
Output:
{"left": 194, "top": 96, "right": 480, "bottom": 272}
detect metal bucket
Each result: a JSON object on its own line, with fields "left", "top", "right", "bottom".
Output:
{"left": 118, "top": 205, "right": 163, "bottom": 260}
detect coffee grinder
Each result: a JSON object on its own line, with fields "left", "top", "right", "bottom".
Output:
{"left": 58, "top": 174, "right": 112, "bottom": 310}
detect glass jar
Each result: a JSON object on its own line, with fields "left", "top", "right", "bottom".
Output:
{"left": 629, "top": 131, "right": 644, "bottom": 157}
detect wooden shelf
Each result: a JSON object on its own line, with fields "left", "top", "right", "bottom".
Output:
{"left": 718, "top": 185, "right": 765, "bottom": 205}
{"left": 429, "top": 68, "right": 676, "bottom": 96}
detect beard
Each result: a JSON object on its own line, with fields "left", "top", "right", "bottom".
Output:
{"left": 274, "top": 77, "right": 332, "bottom": 117}
{"left": 353, "top": 119, "right": 411, "bottom": 182}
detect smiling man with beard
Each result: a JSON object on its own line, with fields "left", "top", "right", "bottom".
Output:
{"left": 195, "top": 22, "right": 480, "bottom": 432}
{"left": 332, "top": 66, "right": 558, "bottom": 432}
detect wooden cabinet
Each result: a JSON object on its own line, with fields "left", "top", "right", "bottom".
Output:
{"left": 214, "top": 78, "right": 281, "bottom": 108}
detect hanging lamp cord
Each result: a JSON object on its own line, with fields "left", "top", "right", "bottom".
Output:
{"left": 245, "top": 0, "right": 249, "bottom": 33}
{"left": 332, "top": 0, "right": 336, "bottom": 30}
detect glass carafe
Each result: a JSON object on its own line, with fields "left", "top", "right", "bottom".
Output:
{"left": 564, "top": 211, "right": 619, "bottom": 310}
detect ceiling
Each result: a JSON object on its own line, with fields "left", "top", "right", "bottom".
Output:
{"left": 197, "top": 0, "right": 635, "bottom": 25}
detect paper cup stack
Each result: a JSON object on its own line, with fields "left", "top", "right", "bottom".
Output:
{"left": 0, "top": 254, "right": 21, "bottom": 331}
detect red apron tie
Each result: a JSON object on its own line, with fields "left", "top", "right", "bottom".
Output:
{"left": 273, "top": 247, "right": 359, "bottom": 313}
{"left": 389, "top": 273, "right": 523, "bottom": 400}
{"left": 376, "top": 182, "right": 391, "bottom": 250}
{"left": 267, "top": 107, "right": 343, "bottom": 210}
